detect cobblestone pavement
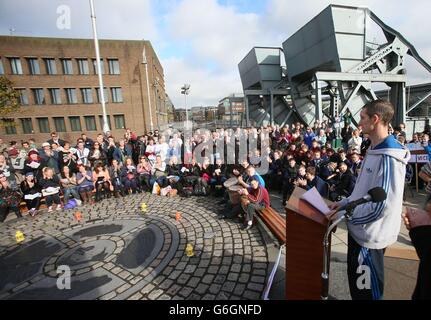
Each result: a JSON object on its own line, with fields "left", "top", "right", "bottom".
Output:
{"left": 0, "top": 194, "right": 270, "bottom": 300}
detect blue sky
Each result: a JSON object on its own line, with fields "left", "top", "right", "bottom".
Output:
{"left": 1, "top": 0, "right": 431, "bottom": 108}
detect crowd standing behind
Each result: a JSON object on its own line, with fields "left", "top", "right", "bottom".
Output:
{"left": 0, "top": 118, "right": 425, "bottom": 226}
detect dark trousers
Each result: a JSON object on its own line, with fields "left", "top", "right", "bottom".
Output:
{"left": 0, "top": 205, "right": 21, "bottom": 222}
{"left": 139, "top": 174, "right": 151, "bottom": 191}
{"left": 25, "top": 197, "right": 41, "bottom": 210}
{"left": 282, "top": 181, "right": 295, "bottom": 204}
{"left": 243, "top": 203, "right": 265, "bottom": 224}
{"left": 347, "top": 234, "right": 385, "bottom": 300}
{"left": 45, "top": 194, "right": 61, "bottom": 207}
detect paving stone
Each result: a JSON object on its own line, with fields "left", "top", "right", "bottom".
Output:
{"left": 222, "top": 281, "right": 236, "bottom": 293}
{"left": 116, "top": 283, "right": 132, "bottom": 294}
{"left": 128, "top": 292, "right": 143, "bottom": 300}
{"left": 202, "top": 274, "right": 215, "bottom": 284}
{"left": 187, "top": 277, "right": 200, "bottom": 288}
{"left": 178, "top": 286, "right": 193, "bottom": 298}
{"left": 238, "top": 274, "right": 250, "bottom": 283}
{"left": 247, "top": 282, "right": 265, "bottom": 292}
{"left": 231, "top": 264, "right": 242, "bottom": 273}
{"left": 207, "top": 266, "right": 219, "bottom": 274}
{"left": 148, "top": 289, "right": 163, "bottom": 300}
{"left": 141, "top": 283, "right": 155, "bottom": 295}
{"left": 252, "top": 269, "right": 267, "bottom": 276}
{"left": 193, "top": 268, "right": 206, "bottom": 277}
{"left": 99, "top": 291, "right": 117, "bottom": 300}
{"left": 177, "top": 274, "right": 191, "bottom": 285}
{"left": 213, "top": 275, "right": 226, "bottom": 284}
{"left": 159, "top": 279, "right": 174, "bottom": 290}
{"left": 227, "top": 273, "right": 239, "bottom": 282}
{"left": 168, "top": 270, "right": 182, "bottom": 280}
{"left": 243, "top": 290, "right": 261, "bottom": 300}
{"left": 195, "top": 283, "right": 209, "bottom": 295}
{"left": 167, "top": 284, "right": 182, "bottom": 296}
{"left": 251, "top": 276, "right": 266, "bottom": 283}
{"left": 216, "top": 291, "right": 230, "bottom": 300}
{"left": 234, "top": 284, "right": 246, "bottom": 296}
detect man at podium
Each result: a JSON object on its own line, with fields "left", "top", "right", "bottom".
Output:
{"left": 330, "top": 100, "right": 410, "bottom": 300}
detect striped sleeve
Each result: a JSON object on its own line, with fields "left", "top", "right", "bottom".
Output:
{"left": 421, "top": 162, "right": 431, "bottom": 176}
{"left": 349, "top": 155, "right": 391, "bottom": 225}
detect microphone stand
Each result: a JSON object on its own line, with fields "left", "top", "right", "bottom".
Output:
{"left": 321, "top": 205, "right": 354, "bottom": 300}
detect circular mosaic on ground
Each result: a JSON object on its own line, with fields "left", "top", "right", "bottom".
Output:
{"left": 0, "top": 194, "right": 270, "bottom": 300}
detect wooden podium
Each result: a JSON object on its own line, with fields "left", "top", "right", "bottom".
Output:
{"left": 285, "top": 187, "right": 333, "bottom": 300}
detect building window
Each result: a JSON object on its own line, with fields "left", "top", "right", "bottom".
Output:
{"left": 44, "top": 58, "right": 57, "bottom": 75}
{"left": 84, "top": 116, "right": 97, "bottom": 131}
{"left": 9, "top": 58, "right": 23, "bottom": 75}
{"left": 77, "top": 58, "right": 89, "bottom": 75}
{"left": 4, "top": 121, "right": 17, "bottom": 135}
{"left": 69, "top": 116, "right": 82, "bottom": 132}
{"left": 53, "top": 117, "right": 66, "bottom": 132}
{"left": 65, "top": 88, "right": 78, "bottom": 104}
{"left": 92, "top": 58, "right": 105, "bottom": 74}
{"left": 0, "top": 58, "right": 4, "bottom": 75}
{"left": 49, "top": 88, "right": 62, "bottom": 104}
{"left": 81, "top": 88, "right": 93, "bottom": 104}
{"left": 32, "top": 88, "right": 45, "bottom": 105}
{"left": 5, "top": 126, "right": 17, "bottom": 135}
{"left": 61, "top": 58, "right": 73, "bottom": 75}
{"left": 20, "top": 118, "right": 33, "bottom": 134}
{"left": 108, "top": 59, "right": 120, "bottom": 75}
{"left": 111, "top": 87, "right": 123, "bottom": 103}
{"left": 95, "top": 87, "right": 109, "bottom": 103}
{"left": 16, "top": 88, "right": 29, "bottom": 105}
{"left": 27, "top": 58, "right": 40, "bottom": 75}
{"left": 98, "top": 115, "right": 111, "bottom": 130}
{"left": 114, "top": 115, "right": 126, "bottom": 129}
{"left": 37, "top": 117, "right": 50, "bottom": 133}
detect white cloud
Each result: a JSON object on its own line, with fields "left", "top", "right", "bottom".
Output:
{"left": 1, "top": 0, "right": 431, "bottom": 109}
{"left": 0, "top": 0, "right": 157, "bottom": 40}
{"left": 165, "top": 0, "right": 268, "bottom": 71}
{"left": 162, "top": 57, "right": 243, "bottom": 108}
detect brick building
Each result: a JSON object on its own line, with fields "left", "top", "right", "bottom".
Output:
{"left": 0, "top": 35, "right": 167, "bottom": 143}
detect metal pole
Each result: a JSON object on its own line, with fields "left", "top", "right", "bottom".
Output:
{"left": 230, "top": 99, "right": 233, "bottom": 128}
{"left": 245, "top": 95, "right": 249, "bottom": 127}
{"left": 185, "top": 92, "right": 189, "bottom": 128}
{"left": 89, "top": 0, "right": 109, "bottom": 134}
{"left": 143, "top": 46, "right": 154, "bottom": 132}
{"left": 321, "top": 214, "right": 346, "bottom": 300}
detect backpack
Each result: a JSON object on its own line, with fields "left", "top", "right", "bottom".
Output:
{"left": 182, "top": 186, "right": 193, "bottom": 198}
{"left": 193, "top": 184, "right": 207, "bottom": 196}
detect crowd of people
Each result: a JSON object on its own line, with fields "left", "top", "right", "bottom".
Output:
{"left": 0, "top": 118, "right": 425, "bottom": 226}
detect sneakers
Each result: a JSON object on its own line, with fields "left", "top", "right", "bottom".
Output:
{"left": 56, "top": 204, "right": 62, "bottom": 211}
{"left": 241, "top": 224, "right": 253, "bottom": 231}
{"left": 241, "top": 221, "right": 253, "bottom": 231}
{"left": 48, "top": 206, "right": 53, "bottom": 213}
{"left": 29, "top": 208, "right": 37, "bottom": 217}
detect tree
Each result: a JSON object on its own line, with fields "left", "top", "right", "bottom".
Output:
{"left": 0, "top": 76, "right": 20, "bottom": 128}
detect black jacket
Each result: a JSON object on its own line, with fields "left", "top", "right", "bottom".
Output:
{"left": 410, "top": 226, "right": 431, "bottom": 300}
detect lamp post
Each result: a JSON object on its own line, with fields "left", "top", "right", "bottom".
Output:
{"left": 181, "top": 84, "right": 190, "bottom": 128}
{"left": 142, "top": 46, "right": 154, "bottom": 132}
{"left": 154, "top": 77, "right": 160, "bottom": 129}
{"left": 89, "top": 0, "right": 110, "bottom": 134}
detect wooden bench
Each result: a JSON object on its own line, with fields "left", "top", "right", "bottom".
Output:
{"left": 256, "top": 207, "right": 286, "bottom": 244}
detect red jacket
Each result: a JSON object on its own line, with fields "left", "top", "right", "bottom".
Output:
{"left": 247, "top": 186, "right": 270, "bottom": 208}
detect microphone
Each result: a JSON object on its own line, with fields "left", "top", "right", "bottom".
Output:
{"left": 342, "top": 187, "right": 387, "bottom": 217}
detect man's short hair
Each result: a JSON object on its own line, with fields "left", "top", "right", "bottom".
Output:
{"left": 363, "top": 99, "right": 394, "bottom": 126}
{"left": 306, "top": 166, "right": 316, "bottom": 176}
